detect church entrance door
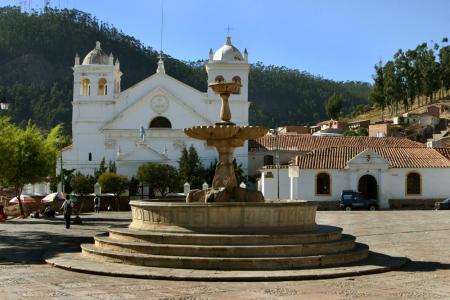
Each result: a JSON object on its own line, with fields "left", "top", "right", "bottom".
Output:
{"left": 358, "top": 175, "right": 378, "bottom": 200}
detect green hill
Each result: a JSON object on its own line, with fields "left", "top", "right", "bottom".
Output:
{"left": 0, "top": 6, "right": 371, "bottom": 133}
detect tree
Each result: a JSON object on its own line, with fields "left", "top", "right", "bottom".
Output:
{"left": 70, "top": 172, "right": 95, "bottom": 195}
{"left": 178, "top": 145, "right": 205, "bottom": 188}
{"left": 137, "top": 163, "right": 180, "bottom": 198}
{"left": 108, "top": 160, "right": 117, "bottom": 173}
{"left": 0, "top": 118, "right": 60, "bottom": 216}
{"left": 383, "top": 61, "right": 402, "bottom": 115}
{"left": 325, "top": 93, "right": 343, "bottom": 119}
{"left": 344, "top": 127, "right": 368, "bottom": 136}
{"left": 233, "top": 159, "right": 245, "bottom": 185}
{"left": 439, "top": 43, "right": 450, "bottom": 97}
{"left": 70, "top": 172, "right": 95, "bottom": 212}
{"left": 369, "top": 61, "right": 386, "bottom": 119}
{"left": 94, "top": 157, "right": 108, "bottom": 179}
{"left": 98, "top": 172, "right": 129, "bottom": 211}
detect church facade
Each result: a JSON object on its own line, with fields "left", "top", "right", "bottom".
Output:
{"left": 62, "top": 37, "right": 250, "bottom": 178}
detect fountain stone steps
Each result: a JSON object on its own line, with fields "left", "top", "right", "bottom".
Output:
{"left": 107, "top": 225, "right": 343, "bottom": 245}
{"left": 80, "top": 242, "right": 369, "bottom": 271}
{"left": 93, "top": 233, "right": 356, "bottom": 257}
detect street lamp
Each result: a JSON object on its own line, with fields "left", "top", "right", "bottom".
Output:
{"left": 269, "top": 128, "right": 280, "bottom": 200}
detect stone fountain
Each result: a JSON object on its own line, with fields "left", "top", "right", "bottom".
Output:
{"left": 46, "top": 82, "right": 408, "bottom": 281}
{"left": 184, "top": 81, "right": 267, "bottom": 203}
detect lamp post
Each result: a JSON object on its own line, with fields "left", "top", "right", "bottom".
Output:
{"left": 269, "top": 128, "right": 280, "bottom": 200}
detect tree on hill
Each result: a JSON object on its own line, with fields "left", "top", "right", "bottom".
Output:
{"left": 369, "top": 39, "right": 449, "bottom": 115}
{"left": 439, "top": 39, "right": 450, "bottom": 98}
{"left": 369, "top": 61, "right": 386, "bottom": 120}
{"left": 325, "top": 93, "right": 343, "bottom": 119}
{"left": 0, "top": 7, "right": 371, "bottom": 132}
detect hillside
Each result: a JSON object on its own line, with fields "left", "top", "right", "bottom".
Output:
{"left": 346, "top": 97, "right": 450, "bottom": 123}
{"left": 0, "top": 6, "right": 371, "bottom": 133}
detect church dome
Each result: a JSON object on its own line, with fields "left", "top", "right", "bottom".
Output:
{"left": 212, "top": 36, "right": 244, "bottom": 62}
{"left": 82, "top": 41, "right": 110, "bottom": 65}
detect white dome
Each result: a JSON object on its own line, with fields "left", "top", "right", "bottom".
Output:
{"left": 212, "top": 36, "right": 244, "bottom": 62}
{"left": 82, "top": 41, "right": 110, "bottom": 65}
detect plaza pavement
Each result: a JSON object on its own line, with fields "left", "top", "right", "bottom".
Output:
{"left": 0, "top": 210, "right": 449, "bottom": 299}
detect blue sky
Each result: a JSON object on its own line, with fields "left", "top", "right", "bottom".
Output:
{"left": 2, "top": 0, "right": 450, "bottom": 82}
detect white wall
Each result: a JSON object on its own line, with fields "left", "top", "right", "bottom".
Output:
{"left": 286, "top": 167, "right": 450, "bottom": 208}
{"left": 261, "top": 168, "right": 290, "bottom": 200}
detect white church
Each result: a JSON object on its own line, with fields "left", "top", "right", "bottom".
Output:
{"left": 62, "top": 37, "right": 250, "bottom": 178}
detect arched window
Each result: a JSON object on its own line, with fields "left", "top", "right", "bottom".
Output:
{"left": 263, "top": 155, "right": 274, "bottom": 166}
{"left": 316, "top": 172, "right": 331, "bottom": 195}
{"left": 214, "top": 75, "right": 224, "bottom": 83}
{"left": 98, "top": 78, "right": 108, "bottom": 96}
{"left": 406, "top": 172, "right": 421, "bottom": 195}
{"left": 149, "top": 116, "right": 172, "bottom": 128}
{"left": 88, "top": 152, "right": 92, "bottom": 161}
{"left": 81, "top": 79, "right": 90, "bottom": 96}
{"left": 232, "top": 76, "right": 241, "bottom": 94}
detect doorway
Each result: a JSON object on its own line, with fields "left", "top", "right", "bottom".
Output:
{"left": 358, "top": 175, "right": 378, "bottom": 199}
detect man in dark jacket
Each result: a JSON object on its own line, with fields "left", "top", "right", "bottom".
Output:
{"left": 61, "top": 198, "right": 73, "bottom": 229}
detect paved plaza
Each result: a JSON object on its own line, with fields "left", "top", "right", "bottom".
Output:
{"left": 0, "top": 210, "right": 449, "bottom": 299}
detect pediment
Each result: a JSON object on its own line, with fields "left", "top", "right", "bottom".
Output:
{"left": 102, "top": 86, "right": 212, "bottom": 130}
{"left": 346, "top": 148, "right": 390, "bottom": 169}
{"left": 117, "top": 142, "right": 169, "bottom": 162}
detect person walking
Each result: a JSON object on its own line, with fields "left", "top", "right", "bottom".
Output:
{"left": 94, "top": 195, "right": 100, "bottom": 213}
{"left": 61, "top": 197, "right": 73, "bottom": 229}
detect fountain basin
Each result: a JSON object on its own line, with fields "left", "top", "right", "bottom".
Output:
{"left": 183, "top": 125, "right": 268, "bottom": 141}
{"left": 129, "top": 200, "right": 318, "bottom": 233}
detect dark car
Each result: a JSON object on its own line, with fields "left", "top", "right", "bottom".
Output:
{"left": 435, "top": 197, "right": 450, "bottom": 210}
{"left": 340, "top": 190, "right": 378, "bottom": 211}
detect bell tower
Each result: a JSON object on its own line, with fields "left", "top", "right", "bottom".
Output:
{"left": 205, "top": 36, "right": 250, "bottom": 103}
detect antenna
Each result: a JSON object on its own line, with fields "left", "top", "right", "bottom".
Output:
{"left": 160, "top": 0, "right": 164, "bottom": 57}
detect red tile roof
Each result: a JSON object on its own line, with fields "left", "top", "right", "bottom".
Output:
{"left": 290, "top": 147, "right": 450, "bottom": 169}
{"left": 250, "top": 135, "right": 425, "bottom": 151}
{"left": 434, "top": 147, "right": 450, "bottom": 160}
{"left": 62, "top": 145, "right": 73, "bottom": 152}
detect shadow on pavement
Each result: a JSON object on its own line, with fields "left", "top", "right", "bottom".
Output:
{"left": 402, "top": 260, "right": 450, "bottom": 271}
{"left": 0, "top": 231, "right": 92, "bottom": 265}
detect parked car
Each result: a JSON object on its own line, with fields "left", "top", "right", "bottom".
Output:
{"left": 435, "top": 197, "right": 450, "bottom": 210}
{"left": 340, "top": 190, "right": 378, "bottom": 211}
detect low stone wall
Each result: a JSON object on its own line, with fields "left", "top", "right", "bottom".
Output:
{"left": 74, "top": 196, "right": 131, "bottom": 213}
{"left": 129, "top": 200, "right": 318, "bottom": 233}
{"left": 389, "top": 198, "right": 444, "bottom": 209}
{"left": 310, "top": 201, "right": 340, "bottom": 211}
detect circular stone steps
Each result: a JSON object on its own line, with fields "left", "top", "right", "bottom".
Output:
{"left": 81, "top": 242, "right": 369, "bottom": 271}
{"left": 93, "top": 234, "right": 356, "bottom": 257}
{"left": 107, "top": 225, "right": 343, "bottom": 245}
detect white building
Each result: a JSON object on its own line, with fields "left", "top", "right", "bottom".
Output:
{"left": 62, "top": 37, "right": 250, "bottom": 178}
{"left": 261, "top": 146, "right": 450, "bottom": 208}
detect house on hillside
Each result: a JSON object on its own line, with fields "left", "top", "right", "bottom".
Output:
{"left": 261, "top": 147, "right": 450, "bottom": 208}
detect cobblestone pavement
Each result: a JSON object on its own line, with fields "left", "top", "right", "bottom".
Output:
{"left": 0, "top": 210, "right": 449, "bottom": 299}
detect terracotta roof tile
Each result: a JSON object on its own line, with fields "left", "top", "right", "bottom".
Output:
{"left": 250, "top": 135, "right": 425, "bottom": 151}
{"left": 62, "top": 145, "right": 73, "bottom": 152}
{"left": 434, "top": 147, "right": 450, "bottom": 160}
{"left": 291, "top": 147, "right": 450, "bottom": 169}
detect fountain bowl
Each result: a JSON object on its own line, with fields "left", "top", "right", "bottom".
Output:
{"left": 184, "top": 125, "right": 268, "bottom": 141}
{"left": 209, "top": 82, "right": 241, "bottom": 94}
